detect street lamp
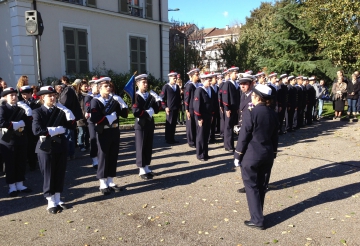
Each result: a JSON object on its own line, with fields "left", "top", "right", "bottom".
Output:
{"left": 168, "top": 8, "right": 180, "bottom": 11}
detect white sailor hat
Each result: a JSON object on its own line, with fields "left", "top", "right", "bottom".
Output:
{"left": 187, "top": 68, "right": 200, "bottom": 75}
{"left": 1, "top": 87, "right": 17, "bottom": 97}
{"left": 168, "top": 71, "right": 178, "bottom": 77}
{"left": 222, "top": 69, "right": 229, "bottom": 75}
{"left": 253, "top": 84, "right": 272, "bottom": 99}
{"left": 36, "top": 86, "right": 57, "bottom": 96}
{"left": 309, "top": 77, "right": 315, "bottom": 81}
{"left": 255, "top": 71, "right": 265, "bottom": 77}
{"left": 288, "top": 75, "right": 296, "bottom": 80}
{"left": 279, "top": 74, "right": 288, "bottom": 79}
{"left": 200, "top": 73, "right": 214, "bottom": 79}
{"left": 94, "top": 77, "right": 111, "bottom": 84}
{"left": 303, "top": 76, "right": 308, "bottom": 80}
{"left": 296, "top": 75, "right": 303, "bottom": 79}
{"left": 20, "top": 85, "right": 33, "bottom": 94}
{"left": 238, "top": 77, "right": 253, "bottom": 84}
{"left": 227, "top": 66, "right": 239, "bottom": 72}
{"left": 244, "top": 70, "right": 253, "bottom": 75}
{"left": 89, "top": 76, "right": 99, "bottom": 84}
{"left": 217, "top": 73, "right": 224, "bottom": 78}
{"left": 135, "top": 74, "right": 148, "bottom": 81}
{"left": 268, "top": 72, "right": 277, "bottom": 78}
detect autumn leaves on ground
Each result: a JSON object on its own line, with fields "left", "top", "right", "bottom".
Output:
{"left": 0, "top": 120, "right": 359, "bottom": 246}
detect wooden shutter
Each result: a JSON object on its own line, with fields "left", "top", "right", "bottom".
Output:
{"left": 119, "top": 0, "right": 129, "bottom": 13}
{"left": 145, "top": 0, "right": 152, "bottom": 19}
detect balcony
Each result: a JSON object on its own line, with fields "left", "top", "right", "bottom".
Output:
{"left": 128, "top": 5, "right": 144, "bottom": 18}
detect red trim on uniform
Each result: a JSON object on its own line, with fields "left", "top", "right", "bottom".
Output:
{"left": 97, "top": 116, "right": 106, "bottom": 124}
{"left": 223, "top": 90, "right": 227, "bottom": 94}
{"left": 71, "top": 120, "right": 76, "bottom": 124}
{"left": 186, "top": 92, "right": 189, "bottom": 95}
{"left": 194, "top": 110, "right": 201, "bottom": 116}
{"left": 222, "top": 101, "right": 229, "bottom": 106}
{"left": 132, "top": 104, "right": 138, "bottom": 108}
{"left": 139, "top": 110, "right": 144, "bottom": 117}
{"left": 7, "top": 122, "right": 13, "bottom": 129}
{"left": 194, "top": 97, "right": 199, "bottom": 101}
{"left": 161, "top": 102, "right": 166, "bottom": 104}
{"left": 184, "top": 102, "right": 189, "bottom": 106}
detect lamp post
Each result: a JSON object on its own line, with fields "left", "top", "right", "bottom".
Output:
{"left": 168, "top": 8, "right": 180, "bottom": 11}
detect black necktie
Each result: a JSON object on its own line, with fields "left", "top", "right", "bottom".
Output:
{"left": 48, "top": 108, "right": 53, "bottom": 113}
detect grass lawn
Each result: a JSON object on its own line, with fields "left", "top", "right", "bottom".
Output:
{"left": 120, "top": 110, "right": 167, "bottom": 125}
{"left": 321, "top": 101, "right": 360, "bottom": 119}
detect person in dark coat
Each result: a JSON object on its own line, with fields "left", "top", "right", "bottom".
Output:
{"left": 184, "top": 68, "right": 200, "bottom": 148}
{"left": 84, "top": 77, "right": 99, "bottom": 169}
{"left": 346, "top": 73, "right": 360, "bottom": 117}
{"left": 161, "top": 71, "right": 181, "bottom": 144}
{"left": 295, "top": 76, "right": 305, "bottom": 128}
{"left": 222, "top": 66, "right": 240, "bottom": 152}
{"left": 176, "top": 74, "right": 185, "bottom": 125}
{"left": 132, "top": 74, "right": 161, "bottom": 180}
{"left": 193, "top": 74, "right": 214, "bottom": 161}
{"left": 76, "top": 80, "right": 90, "bottom": 151}
{"left": 90, "top": 77, "right": 128, "bottom": 195}
{"left": 19, "top": 85, "right": 41, "bottom": 171}
{"left": 209, "top": 73, "right": 219, "bottom": 143}
{"left": 285, "top": 76, "right": 298, "bottom": 132}
{"left": 277, "top": 74, "right": 288, "bottom": 134}
{"left": 267, "top": 72, "right": 278, "bottom": 111}
{"left": 32, "top": 86, "right": 77, "bottom": 214}
{"left": 304, "top": 78, "right": 316, "bottom": 125}
{"left": 218, "top": 71, "right": 227, "bottom": 139}
{"left": 234, "top": 84, "right": 278, "bottom": 230}
{"left": 0, "top": 87, "right": 32, "bottom": 197}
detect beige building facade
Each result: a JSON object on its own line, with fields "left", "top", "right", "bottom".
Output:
{"left": 0, "top": 0, "right": 171, "bottom": 87}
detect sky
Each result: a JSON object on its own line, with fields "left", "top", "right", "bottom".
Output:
{"left": 168, "top": 0, "right": 276, "bottom": 29}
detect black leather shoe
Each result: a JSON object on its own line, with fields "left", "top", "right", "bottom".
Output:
{"left": 48, "top": 207, "right": 58, "bottom": 214}
{"left": 109, "top": 185, "right": 123, "bottom": 192}
{"left": 197, "top": 157, "right": 208, "bottom": 162}
{"left": 18, "top": 188, "right": 32, "bottom": 193}
{"left": 225, "top": 148, "right": 234, "bottom": 152}
{"left": 140, "top": 173, "right": 153, "bottom": 180}
{"left": 100, "top": 188, "right": 111, "bottom": 195}
{"left": 237, "top": 187, "right": 246, "bottom": 193}
{"left": 9, "top": 191, "right": 18, "bottom": 197}
{"left": 189, "top": 144, "right": 196, "bottom": 148}
{"left": 57, "top": 204, "right": 70, "bottom": 210}
{"left": 172, "top": 140, "right": 179, "bottom": 143}
{"left": 244, "top": 220, "right": 264, "bottom": 230}
{"left": 93, "top": 165, "right": 98, "bottom": 170}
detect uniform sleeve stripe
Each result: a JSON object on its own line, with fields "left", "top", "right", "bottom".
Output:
{"left": 194, "top": 111, "right": 201, "bottom": 116}
{"left": 139, "top": 110, "right": 144, "bottom": 117}
{"left": 222, "top": 102, "right": 229, "bottom": 106}
{"left": 97, "top": 116, "right": 106, "bottom": 124}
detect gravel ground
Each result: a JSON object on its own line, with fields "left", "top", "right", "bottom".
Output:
{"left": 0, "top": 118, "right": 359, "bottom": 246}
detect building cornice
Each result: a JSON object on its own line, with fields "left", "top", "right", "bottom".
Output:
{"left": 37, "top": 0, "right": 172, "bottom": 26}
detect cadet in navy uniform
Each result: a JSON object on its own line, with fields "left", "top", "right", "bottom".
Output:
{"left": 84, "top": 76, "right": 100, "bottom": 169}
{"left": 32, "top": 86, "right": 76, "bottom": 214}
{"left": 277, "top": 74, "right": 288, "bottom": 134}
{"left": 234, "top": 84, "right": 278, "bottom": 230}
{"left": 222, "top": 66, "right": 240, "bottom": 152}
{"left": 184, "top": 68, "right": 200, "bottom": 148}
{"left": 305, "top": 77, "right": 316, "bottom": 125}
{"left": 209, "top": 73, "right": 219, "bottom": 143}
{"left": 160, "top": 71, "right": 181, "bottom": 144}
{"left": 268, "top": 72, "right": 278, "bottom": 111}
{"left": 0, "top": 87, "right": 32, "bottom": 197}
{"left": 193, "top": 74, "right": 214, "bottom": 161}
{"left": 295, "top": 76, "right": 305, "bottom": 128}
{"left": 218, "top": 71, "right": 227, "bottom": 139}
{"left": 19, "top": 85, "right": 41, "bottom": 171}
{"left": 90, "top": 77, "right": 128, "bottom": 195}
{"left": 286, "top": 76, "right": 298, "bottom": 132}
{"left": 132, "top": 74, "right": 161, "bottom": 180}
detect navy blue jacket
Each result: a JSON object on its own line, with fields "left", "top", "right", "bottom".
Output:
{"left": 184, "top": 82, "right": 197, "bottom": 113}
{"left": 287, "top": 84, "right": 298, "bottom": 108}
{"left": 132, "top": 93, "right": 160, "bottom": 130}
{"left": 160, "top": 83, "right": 181, "bottom": 110}
{"left": 193, "top": 87, "right": 214, "bottom": 121}
{"left": 90, "top": 97, "right": 128, "bottom": 128}
{"left": 222, "top": 80, "right": 240, "bottom": 111}
{"left": 235, "top": 103, "right": 278, "bottom": 161}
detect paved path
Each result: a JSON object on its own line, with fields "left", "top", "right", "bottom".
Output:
{"left": 0, "top": 119, "right": 359, "bottom": 246}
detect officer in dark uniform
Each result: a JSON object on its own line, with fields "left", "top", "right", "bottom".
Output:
{"left": 285, "top": 76, "right": 298, "bottom": 132}
{"left": 238, "top": 75, "right": 254, "bottom": 128}
{"left": 277, "top": 74, "right": 288, "bottom": 134}
{"left": 32, "top": 86, "right": 76, "bottom": 214}
{"left": 193, "top": 74, "right": 214, "bottom": 161}
{"left": 305, "top": 77, "right": 316, "bottom": 125}
{"left": 84, "top": 76, "right": 99, "bottom": 169}
{"left": 295, "top": 76, "right": 305, "bottom": 128}
{"left": 234, "top": 84, "right": 278, "bottom": 230}
{"left": 90, "top": 77, "right": 128, "bottom": 195}
{"left": 19, "top": 85, "right": 41, "bottom": 171}
{"left": 218, "top": 71, "right": 228, "bottom": 139}
{"left": 184, "top": 68, "right": 200, "bottom": 148}
{"left": 222, "top": 66, "right": 240, "bottom": 152}
{"left": 209, "top": 73, "right": 219, "bottom": 143}
{"left": 132, "top": 74, "right": 161, "bottom": 180}
{"left": 268, "top": 72, "right": 278, "bottom": 111}
{"left": 0, "top": 87, "right": 32, "bottom": 197}
{"left": 161, "top": 71, "right": 181, "bottom": 144}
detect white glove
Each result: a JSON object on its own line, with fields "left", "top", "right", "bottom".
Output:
{"left": 112, "top": 95, "right": 128, "bottom": 109}
{"left": 150, "top": 90, "right": 162, "bottom": 102}
{"left": 56, "top": 126, "right": 65, "bottom": 135}
{"left": 12, "top": 120, "right": 25, "bottom": 131}
{"left": 146, "top": 107, "right": 154, "bottom": 118}
{"left": 106, "top": 112, "right": 117, "bottom": 124}
{"left": 47, "top": 127, "right": 58, "bottom": 137}
{"left": 56, "top": 103, "right": 75, "bottom": 121}
{"left": 233, "top": 126, "right": 240, "bottom": 134}
{"left": 234, "top": 159, "right": 240, "bottom": 167}
{"left": 17, "top": 101, "right": 32, "bottom": 116}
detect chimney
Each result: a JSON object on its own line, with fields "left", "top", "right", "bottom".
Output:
{"left": 225, "top": 25, "right": 229, "bottom": 30}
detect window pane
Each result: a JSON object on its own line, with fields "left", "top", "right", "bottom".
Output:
{"left": 146, "top": 0, "right": 152, "bottom": 19}
{"left": 131, "top": 63, "right": 138, "bottom": 73}
{"left": 87, "top": 0, "right": 96, "bottom": 6}
{"left": 77, "top": 31, "right": 87, "bottom": 45}
{"left": 79, "top": 61, "right": 88, "bottom": 73}
{"left": 119, "top": 0, "right": 128, "bottom": 12}
{"left": 131, "top": 51, "right": 138, "bottom": 62}
{"left": 65, "top": 29, "right": 74, "bottom": 44}
{"left": 140, "top": 39, "right": 146, "bottom": 51}
{"left": 140, "top": 64, "right": 146, "bottom": 74}
{"left": 66, "top": 60, "right": 76, "bottom": 74}
{"left": 140, "top": 52, "right": 146, "bottom": 63}
{"left": 130, "top": 38, "right": 137, "bottom": 50}
{"left": 66, "top": 45, "right": 75, "bottom": 59}
{"left": 133, "top": 0, "right": 139, "bottom": 6}
{"left": 78, "top": 46, "right": 87, "bottom": 60}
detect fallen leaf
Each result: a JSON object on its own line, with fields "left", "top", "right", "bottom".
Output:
{"left": 205, "top": 232, "right": 209, "bottom": 235}
{"left": 306, "top": 238, "right": 312, "bottom": 240}
{"left": 73, "top": 210, "right": 77, "bottom": 213}
{"left": 24, "top": 222, "right": 29, "bottom": 225}
{"left": 119, "top": 237, "right": 123, "bottom": 240}
{"left": 281, "top": 231, "right": 287, "bottom": 234}
{"left": 233, "top": 210, "right": 238, "bottom": 213}
{"left": 340, "top": 239, "right": 347, "bottom": 245}
{"left": 94, "top": 229, "right": 99, "bottom": 232}
{"left": 137, "top": 225, "right": 142, "bottom": 228}
{"left": 151, "top": 206, "right": 156, "bottom": 208}
{"left": 142, "top": 204, "right": 148, "bottom": 208}
{"left": 86, "top": 226, "right": 90, "bottom": 229}
{"left": 182, "top": 221, "right": 186, "bottom": 224}
{"left": 67, "top": 220, "right": 74, "bottom": 223}
{"left": 345, "top": 215, "right": 351, "bottom": 218}
{"left": 273, "top": 239, "right": 278, "bottom": 243}
{"left": 198, "top": 231, "right": 202, "bottom": 234}
{"left": 213, "top": 226, "right": 218, "bottom": 228}
{"left": 224, "top": 218, "right": 229, "bottom": 222}
{"left": 202, "top": 199, "right": 207, "bottom": 202}
{"left": 288, "top": 224, "right": 295, "bottom": 227}
{"left": 330, "top": 218, "right": 335, "bottom": 220}
{"left": 102, "top": 236, "right": 106, "bottom": 240}
{"left": 160, "top": 239, "right": 164, "bottom": 242}
{"left": 165, "top": 221, "right": 170, "bottom": 225}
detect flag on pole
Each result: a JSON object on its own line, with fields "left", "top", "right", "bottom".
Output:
{"left": 124, "top": 74, "right": 136, "bottom": 104}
